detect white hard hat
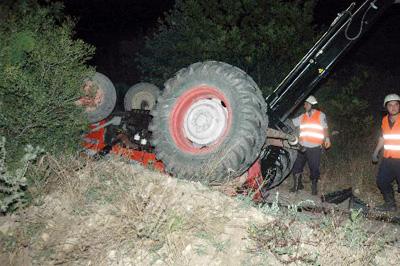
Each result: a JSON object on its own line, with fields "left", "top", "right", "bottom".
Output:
{"left": 305, "top": 95, "right": 318, "bottom": 105}
{"left": 383, "top": 93, "right": 400, "bottom": 107}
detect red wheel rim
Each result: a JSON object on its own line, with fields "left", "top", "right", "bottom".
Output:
{"left": 169, "top": 85, "right": 232, "bottom": 154}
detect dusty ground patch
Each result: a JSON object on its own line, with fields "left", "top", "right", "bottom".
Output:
{"left": 0, "top": 156, "right": 399, "bottom": 265}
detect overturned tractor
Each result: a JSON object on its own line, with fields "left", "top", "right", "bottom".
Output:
{"left": 81, "top": 0, "right": 399, "bottom": 200}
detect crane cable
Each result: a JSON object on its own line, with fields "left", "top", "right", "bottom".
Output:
{"left": 344, "top": 0, "right": 378, "bottom": 41}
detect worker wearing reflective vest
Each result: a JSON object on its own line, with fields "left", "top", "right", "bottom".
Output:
{"left": 372, "top": 93, "right": 400, "bottom": 212}
{"left": 291, "top": 95, "right": 331, "bottom": 195}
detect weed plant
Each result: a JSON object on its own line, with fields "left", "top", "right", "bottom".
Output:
{"left": 0, "top": 137, "right": 43, "bottom": 213}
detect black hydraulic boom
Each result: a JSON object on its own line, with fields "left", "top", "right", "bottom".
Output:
{"left": 266, "top": 0, "right": 396, "bottom": 130}
{"left": 260, "top": 0, "right": 397, "bottom": 191}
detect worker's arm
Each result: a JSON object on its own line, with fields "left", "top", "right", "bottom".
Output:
{"left": 291, "top": 115, "right": 301, "bottom": 128}
{"left": 323, "top": 128, "right": 331, "bottom": 149}
{"left": 372, "top": 136, "right": 384, "bottom": 163}
{"left": 321, "top": 112, "right": 331, "bottom": 149}
{"left": 374, "top": 136, "right": 385, "bottom": 154}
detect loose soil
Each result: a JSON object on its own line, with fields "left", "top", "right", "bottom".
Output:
{"left": 1, "top": 157, "right": 399, "bottom": 265}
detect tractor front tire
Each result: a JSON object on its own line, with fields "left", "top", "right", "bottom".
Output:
{"left": 150, "top": 61, "right": 268, "bottom": 184}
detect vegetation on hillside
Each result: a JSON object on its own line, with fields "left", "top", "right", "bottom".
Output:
{"left": 1, "top": 158, "right": 397, "bottom": 265}
{"left": 0, "top": 0, "right": 94, "bottom": 213}
{"left": 0, "top": 0, "right": 94, "bottom": 164}
{"left": 137, "top": 0, "right": 318, "bottom": 94}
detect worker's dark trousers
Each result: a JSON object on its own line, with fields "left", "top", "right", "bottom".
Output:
{"left": 376, "top": 158, "right": 400, "bottom": 194}
{"left": 292, "top": 146, "right": 322, "bottom": 181}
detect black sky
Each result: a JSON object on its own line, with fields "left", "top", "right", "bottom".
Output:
{"left": 64, "top": 0, "right": 174, "bottom": 44}
{"left": 316, "top": 0, "right": 400, "bottom": 68}
{"left": 61, "top": 0, "right": 400, "bottom": 86}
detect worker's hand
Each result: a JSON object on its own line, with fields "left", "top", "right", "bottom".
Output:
{"left": 372, "top": 151, "right": 379, "bottom": 164}
{"left": 323, "top": 138, "right": 331, "bottom": 149}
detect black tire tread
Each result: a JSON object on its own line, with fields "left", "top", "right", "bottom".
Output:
{"left": 151, "top": 61, "right": 268, "bottom": 183}
{"left": 123, "top": 82, "right": 160, "bottom": 111}
{"left": 86, "top": 72, "right": 116, "bottom": 123}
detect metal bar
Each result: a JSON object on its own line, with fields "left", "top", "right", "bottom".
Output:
{"left": 266, "top": 0, "right": 395, "bottom": 127}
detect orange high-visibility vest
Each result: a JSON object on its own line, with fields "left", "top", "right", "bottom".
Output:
{"left": 299, "top": 110, "right": 325, "bottom": 145}
{"left": 382, "top": 115, "right": 400, "bottom": 159}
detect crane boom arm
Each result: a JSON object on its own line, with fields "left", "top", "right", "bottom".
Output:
{"left": 266, "top": 0, "right": 396, "bottom": 130}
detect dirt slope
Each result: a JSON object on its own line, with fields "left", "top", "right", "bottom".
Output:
{"left": 0, "top": 157, "right": 399, "bottom": 265}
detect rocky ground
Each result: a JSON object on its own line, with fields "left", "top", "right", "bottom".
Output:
{"left": 1, "top": 157, "right": 400, "bottom": 265}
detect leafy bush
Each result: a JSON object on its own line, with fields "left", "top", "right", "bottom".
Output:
{"left": 0, "top": 137, "right": 43, "bottom": 213}
{"left": 316, "top": 64, "right": 374, "bottom": 151}
{"left": 0, "top": 0, "right": 95, "bottom": 164}
{"left": 137, "top": 0, "right": 318, "bottom": 94}
{"left": 342, "top": 209, "right": 368, "bottom": 248}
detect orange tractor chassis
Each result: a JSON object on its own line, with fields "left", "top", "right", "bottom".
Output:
{"left": 82, "top": 119, "right": 266, "bottom": 201}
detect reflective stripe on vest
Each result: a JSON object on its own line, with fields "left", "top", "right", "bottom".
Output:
{"left": 299, "top": 110, "right": 324, "bottom": 145}
{"left": 382, "top": 115, "right": 400, "bottom": 159}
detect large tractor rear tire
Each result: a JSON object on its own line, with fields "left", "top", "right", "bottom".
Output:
{"left": 124, "top": 82, "right": 160, "bottom": 111}
{"left": 150, "top": 61, "right": 268, "bottom": 184}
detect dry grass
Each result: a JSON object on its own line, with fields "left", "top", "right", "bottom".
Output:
{"left": 315, "top": 136, "right": 387, "bottom": 206}
{"left": 248, "top": 200, "right": 399, "bottom": 266}
{"left": 278, "top": 136, "right": 388, "bottom": 208}
{"left": 1, "top": 150, "right": 400, "bottom": 265}
{"left": 0, "top": 155, "right": 270, "bottom": 265}
{"left": 2, "top": 155, "right": 179, "bottom": 264}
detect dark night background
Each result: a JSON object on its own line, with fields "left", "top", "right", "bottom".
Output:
{"left": 63, "top": 0, "right": 175, "bottom": 85}
{"left": 62, "top": 0, "right": 400, "bottom": 97}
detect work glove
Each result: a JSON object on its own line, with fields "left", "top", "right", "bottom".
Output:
{"left": 372, "top": 151, "right": 379, "bottom": 164}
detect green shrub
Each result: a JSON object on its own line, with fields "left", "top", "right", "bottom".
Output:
{"left": 314, "top": 65, "right": 374, "bottom": 163}
{"left": 0, "top": 137, "right": 43, "bottom": 213}
{"left": 137, "top": 0, "right": 318, "bottom": 94}
{"left": 317, "top": 66, "right": 373, "bottom": 139}
{"left": 0, "top": 0, "right": 95, "bottom": 164}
